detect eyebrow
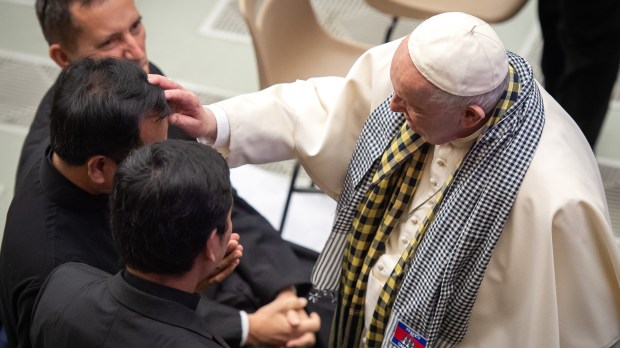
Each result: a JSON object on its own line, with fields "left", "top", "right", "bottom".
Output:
{"left": 95, "top": 16, "right": 142, "bottom": 48}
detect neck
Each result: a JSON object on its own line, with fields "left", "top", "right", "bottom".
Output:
{"left": 51, "top": 152, "right": 99, "bottom": 195}
{"left": 126, "top": 267, "right": 198, "bottom": 294}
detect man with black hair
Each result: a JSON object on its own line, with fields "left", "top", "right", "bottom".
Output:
{"left": 13, "top": 0, "right": 323, "bottom": 347}
{"left": 0, "top": 57, "right": 241, "bottom": 348}
{"left": 30, "top": 140, "right": 237, "bottom": 348}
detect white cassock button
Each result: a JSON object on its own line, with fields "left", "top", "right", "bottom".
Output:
{"left": 430, "top": 178, "right": 438, "bottom": 187}
{"left": 411, "top": 216, "right": 419, "bottom": 225}
{"left": 400, "top": 237, "right": 409, "bottom": 245}
{"left": 377, "top": 263, "right": 385, "bottom": 271}
{"left": 436, "top": 158, "right": 446, "bottom": 167}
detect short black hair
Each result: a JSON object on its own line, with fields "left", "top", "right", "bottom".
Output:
{"left": 50, "top": 57, "right": 170, "bottom": 165}
{"left": 35, "top": 0, "right": 96, "bottom": 50}
{"left": 110, "top": 140, "right": 233, "bottom": 276}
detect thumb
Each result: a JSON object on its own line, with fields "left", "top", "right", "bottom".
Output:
{"left": 286, "top": 308, "right": 301, "bottom": 327}
{"left": 273, "top": 296, "right": 308, "bottom": 312}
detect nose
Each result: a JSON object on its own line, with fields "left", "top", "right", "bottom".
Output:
{"left": 390, "top": 93, "right": 404, "bottom": 113}
{"left": 121, "top": 34, "right": 145, "bottom": 62}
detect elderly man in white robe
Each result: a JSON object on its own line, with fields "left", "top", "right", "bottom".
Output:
{"left": 151, "top": 12, "right": 620, "bottom": 348}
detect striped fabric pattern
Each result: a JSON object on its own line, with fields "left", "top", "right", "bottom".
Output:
{"left": 311, "top": 52, "right": 539, "bottom": 348}
{"left": 383, "top": 53, "right": 541, "bottom": 348}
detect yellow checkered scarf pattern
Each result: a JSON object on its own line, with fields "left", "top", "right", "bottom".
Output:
{"left": 334, "top": 66, "right": 520, "bottom": 348}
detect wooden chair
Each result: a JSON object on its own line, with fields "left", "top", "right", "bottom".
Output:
{"left": 238, "top": 0, "right": 370, "bottom": 232}
{"left": 239, "top": 0, "right": 369, "bottom": 89}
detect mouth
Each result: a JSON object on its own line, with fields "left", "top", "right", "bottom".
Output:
{"left": 403, "top": 113, "right": 421, "bottom": 135}
{"left": 403, "top": 113, "right": 415, "bottom": 129}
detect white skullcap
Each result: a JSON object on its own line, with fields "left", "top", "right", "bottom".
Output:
{"left": 408, "top": 12, "right": 509, "bottom": 96}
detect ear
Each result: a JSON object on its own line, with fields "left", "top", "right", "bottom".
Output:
{"left": 461, "top": 104, "right": 487, "bottom": 129}
{"left": 49, "top": 43, "right": 71, "bottom": 68}
{"left": 204, "top": 229, "right": 220, "bottom": 263}
{"left": 86, "top": 155, "right": 117, "bottom": 192}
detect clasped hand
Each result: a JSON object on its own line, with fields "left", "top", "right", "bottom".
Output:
{"left": 247, "top": 289, "right": 321, "bottom": 348}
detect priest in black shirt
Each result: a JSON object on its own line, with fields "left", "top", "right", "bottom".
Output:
{"left": 30, "top": 140, "right": 241, "bottom": 348}
{"left": 0, "top": 57, "right": 206, "bottom": 348}
{"left": 13, "top": 1, "right": 325, "bottom": 346}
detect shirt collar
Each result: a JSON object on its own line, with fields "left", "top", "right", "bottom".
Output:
{"left": 40, "top": 146, "right": 109, "bottom": 213}
{"left": 122, "top": 270, "right": 200, "bottom": 311}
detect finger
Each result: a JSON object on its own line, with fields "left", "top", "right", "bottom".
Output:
{"left": 295, "top": 308, "right": 310, "bottom": 320}
{"left": 168, "top": 113, "right": 205, "bottom": 138}
{"left": 276, "top": 288, "right": 297, "bottom": 300}
{"left": 285, "top": 332, "right": 316, "bottom": 348}
{"left": 221, "top": 246, "right": 243, "bottom": 266}
{"left": 226, "top": 239, "right": 239, "bottom": 254}
{"left": 294, "top": 312, "right": 321, "bottom": 334}
{"left": 195, "top": 258, "right": 240, "bottom": 291}
{"left": 272, "top": 296, "right": 308, "bottom": 313}
{"left": 148, "top": 74, "right": 184, "bottom": 90}
{"left": 286, "top": 308, "right": 301, "bottom": 327}
{"left": 164, "top": 89, "right": 202, "bottom": 111}
{"left": 214, "top": 259, "right": 240, "bottom": 281}
{"left": 147, "top": 74, "right": 166, "bottom": 86}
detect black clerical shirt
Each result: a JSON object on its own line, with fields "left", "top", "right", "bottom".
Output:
{"left": 0, "top": 147, "right": 121, "bottom": 348}
{"left": 122, "top": 270, "right": 200, "bottom": 311}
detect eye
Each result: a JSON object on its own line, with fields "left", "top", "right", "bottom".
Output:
{"left": 100, "top": 39, "right": 112, "bottom": 49}
{"left": 130, "top": 18, "right": 142, "bottom": 35}
{"left": 99, "top": 37, "right": 118, "bottom": 50}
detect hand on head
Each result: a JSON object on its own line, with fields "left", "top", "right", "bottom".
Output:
{"left": 147, "top": 74, "right": 217, "bottom": 142}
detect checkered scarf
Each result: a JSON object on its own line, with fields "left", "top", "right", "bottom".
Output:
{"left": 332, "top": 121, "right": 430, "bottom": 348}
{"left": 311, "top": 53, "right": 544, "bottom": 348}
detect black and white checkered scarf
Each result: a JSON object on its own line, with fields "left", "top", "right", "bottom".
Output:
{"left": 311, "top": 52, "right": 544, "bottom": 347}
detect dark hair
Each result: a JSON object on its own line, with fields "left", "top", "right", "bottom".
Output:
{"left": 50, "top": 57, "right": 170, "bottom": 165}
{"left": 35, "top": 0, "right": 94, "bottom": 50}
{"left": 110, "top": 140, "right": 233, "bottom": 276}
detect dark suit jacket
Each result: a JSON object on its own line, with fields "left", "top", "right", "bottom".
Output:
{"left": 0, "top": 149, "right": 120, "bottom": 348}
{"left": 12, "top": 61, "right": 322, "bottom": 347}
{"left": 30, "top": 263, "right": 228, "bottom": 348}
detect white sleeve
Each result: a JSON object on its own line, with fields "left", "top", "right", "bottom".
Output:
{"left": 197, "top": 104, "right": 230, "bottom": 148}
{"left": 239, "top": 310, "right": 249, "bottom": 346}
{"left": 212, "top": 39, "right": 399, "bottom": 198}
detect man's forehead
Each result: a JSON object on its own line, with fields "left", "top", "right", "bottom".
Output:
{"left": 69, "top": 0, "right": 139, "bottom": 33}
{"left": 391, "top": 41, "right": 422, "bottom": 87}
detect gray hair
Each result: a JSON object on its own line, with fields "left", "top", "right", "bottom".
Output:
{"left": 428, "top": 72, "right": 510, "bottom": 115}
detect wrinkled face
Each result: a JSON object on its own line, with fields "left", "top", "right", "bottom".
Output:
{"left": 389, "top": 37, "right": 466, "bottom": 145}
{"left": 67, "top": 0, "right": 149, "bottom": 73}
{"left": 140, "top": 115, "right": 169, "bottom": 144}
